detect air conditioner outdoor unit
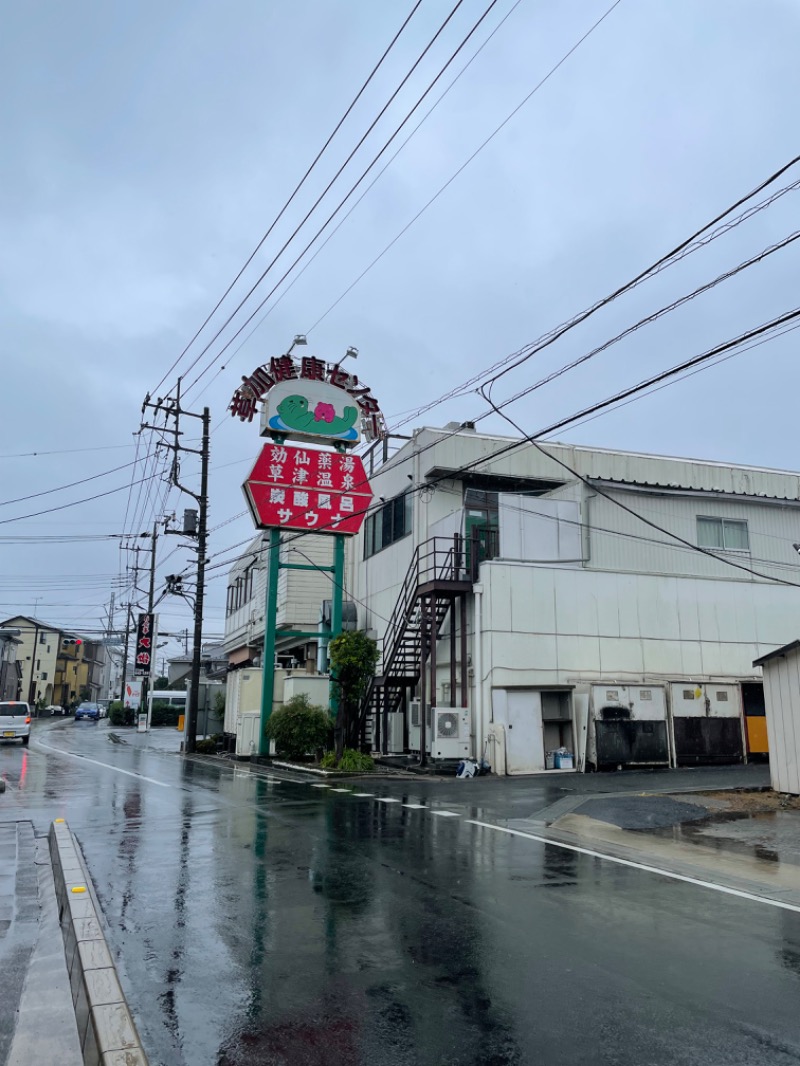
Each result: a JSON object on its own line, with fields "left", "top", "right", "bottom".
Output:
{"left": 432, "top": 708, "right": 471, "bottom": 760}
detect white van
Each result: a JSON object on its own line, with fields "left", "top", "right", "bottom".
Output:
{"left": 0, "top": 701, "right": 31, "bottom": 745}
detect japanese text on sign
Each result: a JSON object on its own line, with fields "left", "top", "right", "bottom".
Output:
{"left": 243, "top": 444, "right": 373, "bottom": 536}
{"left": 229, "top": 353, "right": 385, "bottom": 440}
{"left": 134, "top": 613, "right": 157, "bottom": 678}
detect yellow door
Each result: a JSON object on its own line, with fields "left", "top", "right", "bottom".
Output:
{"left": 745, "top": 715, "right": 769, "bottom": 754}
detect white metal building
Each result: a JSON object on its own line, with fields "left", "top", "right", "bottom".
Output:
{"left": 753, "top": 641, "right": 800, "bottom": 795}
{"left": 348, "top": 424, "right": 800, "bottom": 773}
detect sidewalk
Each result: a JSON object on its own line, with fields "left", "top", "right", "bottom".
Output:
{"left": 0, "top": 821, "right": 82, "bottom": 1065}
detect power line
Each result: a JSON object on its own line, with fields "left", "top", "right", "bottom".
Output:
{"left": 521, "top": 306, "right": 800, "bottom": 441}
{"left": 0, "top": 459, "right": 140, "bottom": 508}
{"left": 181, "top": 0, "right": 507, "bottom": 396}
{"left": 181, "top": 296, "right": 800, "bottom": 587}
{"left": 539, "top": 320, "right": 800, "bottom": 441}
{"left": 480, "top": 390, "right": 800, "bottom": 589}
{"left": 307, "top": 0, "right": 625, "bottom": 336}
{"left": 491, "top": 227, "right": 800, "bottom": 411}
{"left": 149, "top": 0, "right": 424, "bottom": 397}
{"left": 0, "top": 472, "right": 163, "bottom": 528}
{"left": 166, "top": 0, "right": 474, "bottom": 395}
{"left": 382, "top": 156, "right": 800, "bottom": 434}
{"left": 208, "top": 0, "right": 528, "bottom": 373}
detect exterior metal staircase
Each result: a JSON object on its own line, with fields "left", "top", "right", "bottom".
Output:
{"left": 359, "top": 536, "right": 473, "bottom": 752}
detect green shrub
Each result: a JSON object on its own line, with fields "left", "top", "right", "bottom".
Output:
{"left": 320, "top": 748, "right": 375, "bottom": 772}
{"left": 109, "top": 702, "right": 134, "bottom": 727}
{"left": 150, "top": 701, "right": 181, "bottom": 727}
{"left": 195, "top": 738, "right": 217, "bottom": 754}
{"left": 338, "top": 749, "right": 375, "bottom": 773}
{"left": 265, "top": 694, "right": 331, "bottom": 760}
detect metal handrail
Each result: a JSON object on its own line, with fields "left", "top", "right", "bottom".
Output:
{"left": 379, "top": 535, "right": 465, "bottom": 678}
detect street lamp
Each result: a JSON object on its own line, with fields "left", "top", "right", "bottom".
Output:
{"left": 332, "top": 345, "right": 359, "bottom": 373}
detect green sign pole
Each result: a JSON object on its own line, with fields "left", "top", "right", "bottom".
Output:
{"left": 328, "top": 533, "right": 346, "bottom": 721}
{"left": 258, "top": 526, "right": 282, "bottom": 756}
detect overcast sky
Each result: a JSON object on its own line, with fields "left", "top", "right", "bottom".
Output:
{"left": 2, "top": 0, "right": 799, "bottom": 653}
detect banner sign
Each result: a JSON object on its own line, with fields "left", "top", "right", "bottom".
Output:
{"left": 124, "top": 679, "right": 142, "bottom": 710}
{"left": 243, "top": 443, "right": 372, "bottom": 535}
{"left": 134, "top": 612, "right": 157, "bottom": 677}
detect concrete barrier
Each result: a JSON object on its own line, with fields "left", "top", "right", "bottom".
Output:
{"left": 49, "top": 819, "right": 148, "bottom": 1066}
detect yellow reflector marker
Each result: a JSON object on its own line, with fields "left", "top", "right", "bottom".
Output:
{"left": 71, "top": 886, "right": 87, "bottom": 894}
{"left": 54, "top": 818, "right": 65, "bottom": 823}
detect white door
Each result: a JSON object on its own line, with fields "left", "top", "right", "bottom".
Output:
{"left": 506, "top": 691, "right": 545, "bottom": 774}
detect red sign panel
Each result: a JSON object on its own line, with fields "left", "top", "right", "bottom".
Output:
{"left": 243, "top": 443, "right": 372, "bottom": 535}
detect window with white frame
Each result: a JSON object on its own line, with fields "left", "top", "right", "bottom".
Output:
{"left": 696, "top": 516, "right": 749, "bottom": 551}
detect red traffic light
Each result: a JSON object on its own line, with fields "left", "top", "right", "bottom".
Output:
{"left": 75, "top": 639, "right": 82, "bottom": 646}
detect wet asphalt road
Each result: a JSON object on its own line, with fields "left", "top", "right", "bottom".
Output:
{"left": 2, "top": 719, "right": 799, "bottom": 1066}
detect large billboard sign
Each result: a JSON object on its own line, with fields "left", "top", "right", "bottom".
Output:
{"left": 243, "top": 443, "right": 372, "bottom": 535}
{"left": 228, "top": 353, "right": 384, "bottom": 444}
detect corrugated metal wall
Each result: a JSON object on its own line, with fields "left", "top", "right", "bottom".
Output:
{"left": 586, "top": 488, "right": 800, "bottom": 582}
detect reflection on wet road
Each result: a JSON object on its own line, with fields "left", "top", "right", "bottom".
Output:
{"left": 4, "top": 720, "right": 800, "bottom": 1065}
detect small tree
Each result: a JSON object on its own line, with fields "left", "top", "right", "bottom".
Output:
{"left": 265, "top": 694, "right": 331, "bottom": 761}
{"left": 328, "top": 631, "right": 379, "bottom": 754}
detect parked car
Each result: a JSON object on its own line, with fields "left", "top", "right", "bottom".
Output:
{"left": 0, "top": 701, "right": 31, "bottom": 744}
{"left": 74, "top": 702, "right": 101, "bottom": 722}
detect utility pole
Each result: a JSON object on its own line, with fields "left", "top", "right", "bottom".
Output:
{"left": 186, "top": 407, "right": 209, "bottom": 754}
{"left": 141, "top": 379, "right": 210, "bottom": 755}
{"left": 27, "top": 618, "right": 40, "bottom": 709}
{"left": 120, "top": 604, "right": 133, "bottom": 706}
{"left": 140, "top": 521, "right": 158, "bottom": 722}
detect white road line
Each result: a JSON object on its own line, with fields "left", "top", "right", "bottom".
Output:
{"left": 311, "top": 783, "right": 331, "bottom": 788}
{"left": 33, "top": 740, "right": 172, "bottom": 788}
{"left": 430, "top": 810, "right": 460, "bottom": 818}
{"left": 352, "top": 793, "right": 374, "bottom": 797}
{"left": 330, "top": 788, "right": 351, "bottom": 793}
{"left": 376, "top": 797, "right": 401, "bottom": 804}
{"left": 467, "top": 820, "right": 800, "bottom": 914}
{"left": 402, "top": 803, "right": 427, "bottom": 809}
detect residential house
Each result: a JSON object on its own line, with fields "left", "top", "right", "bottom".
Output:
{"left": 1, "top": 616, "right": 62, "bottom": 706}
{"left": 348, "top": 424, "right": 800, "bottom": 774}
{"left": 0, "top": 627, "right": 23, "bottom": 700}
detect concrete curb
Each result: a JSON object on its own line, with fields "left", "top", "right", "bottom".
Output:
{"left": 48, "top": 819, "right": 148, "bottom": 1066}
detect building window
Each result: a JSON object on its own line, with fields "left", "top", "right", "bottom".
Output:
{"left": 364, "top": 492, "right": 412, "bottom": 558}
{"left": 227, "top": 565, "right": 257, "bottom": 616}
{"left": 40, "top": 671, "right": 47, "bottom": 680}
{"left": 39, "top": 632, "right": 46, "bottom": 644}
{"left": 697, "top": 516, "right": 749, "bottom": 551}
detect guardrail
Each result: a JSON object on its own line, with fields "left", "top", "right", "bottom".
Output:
{"left": 49, "top": 819, "right": 148, "bottom": 1066}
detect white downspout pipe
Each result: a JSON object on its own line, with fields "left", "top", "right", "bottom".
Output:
{"left": 473, "top": 583, "right": 483, "bottom": 762}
